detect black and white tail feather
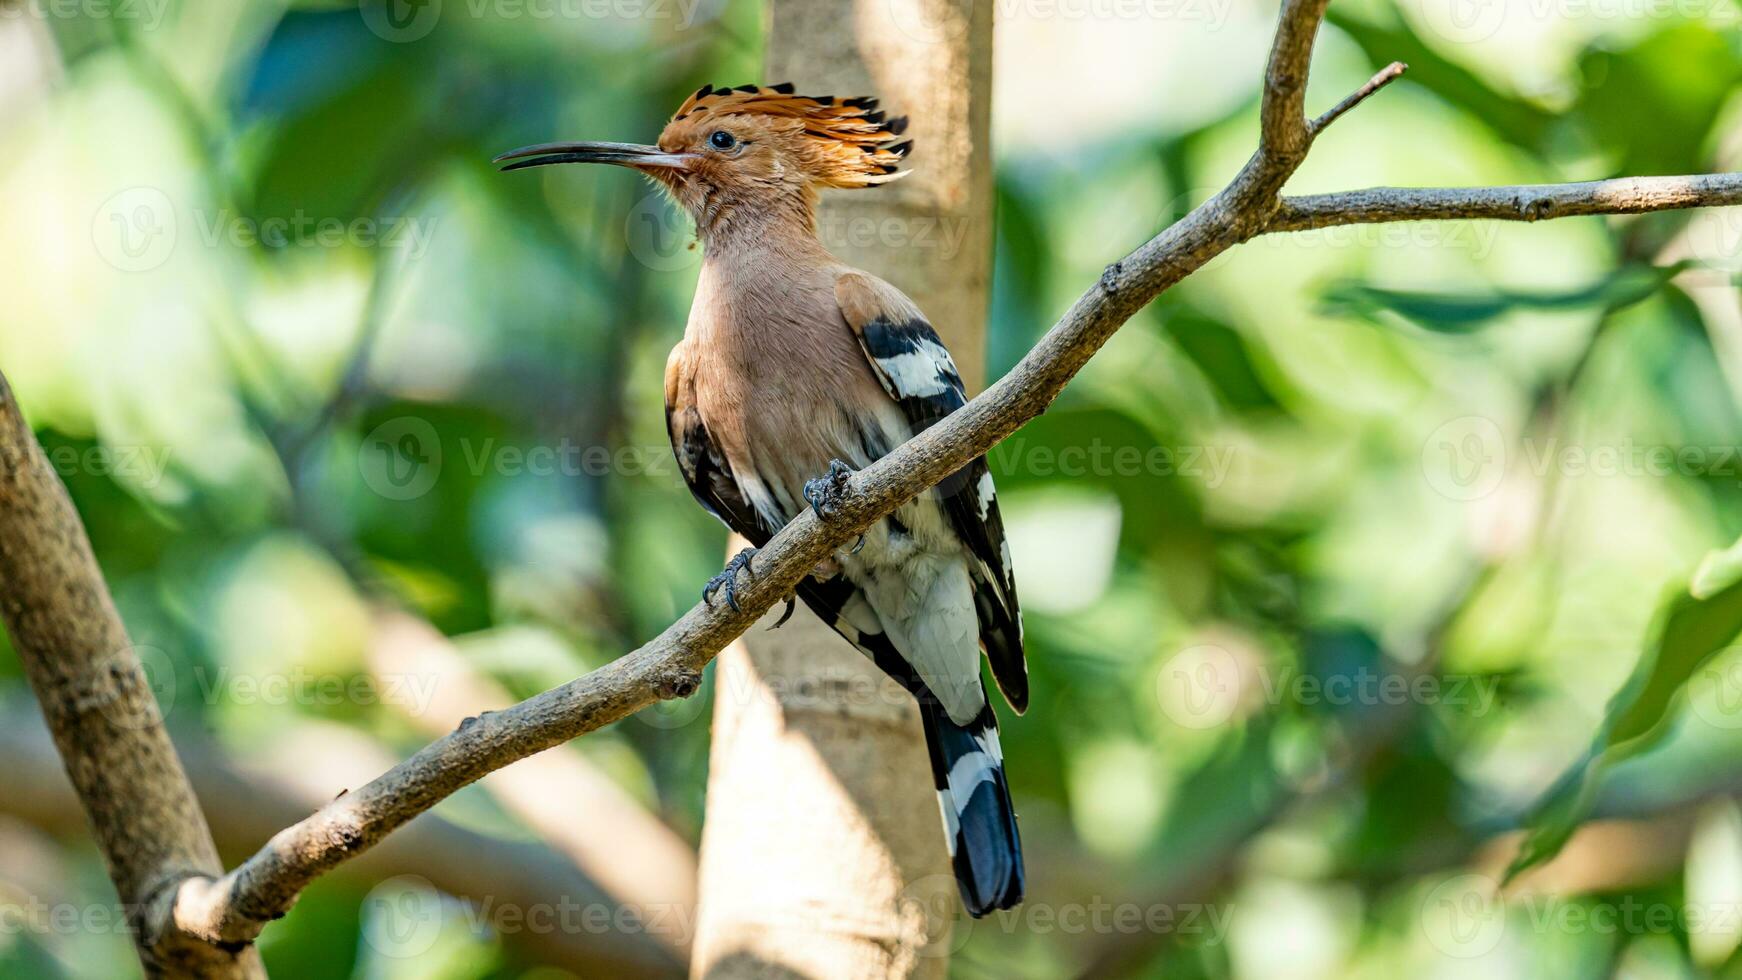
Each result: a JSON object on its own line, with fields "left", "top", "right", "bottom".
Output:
{"left": 803, "top": 573, "right": 1025, "bottom": 916}
{"left": 921, "top": 700, "right": 1025, "bottom": 915}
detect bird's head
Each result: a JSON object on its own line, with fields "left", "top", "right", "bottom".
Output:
{"left": 495, "top": 83, "right": 911, "bottom": 237}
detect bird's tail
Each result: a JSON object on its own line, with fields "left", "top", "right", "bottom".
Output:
{"left": 918, "top": 699, "right": 1025, "bottom": 917}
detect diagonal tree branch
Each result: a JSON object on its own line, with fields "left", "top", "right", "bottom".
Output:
{"left": 11, "top": 0, "right": 1742, "bottom": 970}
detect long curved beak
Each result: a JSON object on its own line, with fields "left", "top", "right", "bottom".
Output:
{"left": 493, "top": 141, "right": 695, "bottom": 173}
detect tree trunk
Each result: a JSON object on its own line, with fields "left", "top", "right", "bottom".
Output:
{"left": 689, "top": 2, "right": 994, "bottom": 976}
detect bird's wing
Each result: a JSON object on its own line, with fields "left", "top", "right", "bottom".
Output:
{"left": 665, "top": 341, "right": 929, "bottom": 696}
{"left": 835, "top": 271, "right": 1028, "bottom": 714}
{"left": 664, "top": 344, "right": 779, "bottom": 547}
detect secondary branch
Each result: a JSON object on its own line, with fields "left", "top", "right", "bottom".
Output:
{"left": 1269, "top": 173, "right": 1742, "bottom": 231}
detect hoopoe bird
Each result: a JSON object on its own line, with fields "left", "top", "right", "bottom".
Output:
{"left": 498, "top": 83, "right": 1026, "bottom": 916}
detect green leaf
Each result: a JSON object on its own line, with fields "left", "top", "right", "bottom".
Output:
{"left": 1505, "top": 541, "right": 1742, "bottom": 883}
{"left": 1166, "top": 306, "right": 1283, "bottom": 411}
{"left": 1502, "top": 754, "right": 1603, "bottom": 885}
{"left": 1574, "top": 24, "right": 1742, "bottom": 177}
{"left": 1693, "top": 539, "right": 1742, "bottom": 601}
{"left": 1318, "top": 263, "right": 1688, "bottom": 334}
{"left": 1641, "top": 287, "right": 1742, "bottom": 459}
{"left": 1608, "top": 568, "right": 1742, "bottom": 753}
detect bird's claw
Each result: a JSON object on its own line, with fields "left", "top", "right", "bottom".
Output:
{"left": 803, "top": 459, "right": 855, "bottom": 520}
{"left": 768, "top": 595, "right": 797, "bottom": 630}
{"left": 702, "top": 547, "right": 757, "bottom": 613}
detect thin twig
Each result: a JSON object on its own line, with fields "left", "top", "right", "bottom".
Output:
{"left": 1308, "top": 60, "right": 1408, "bottom": 135}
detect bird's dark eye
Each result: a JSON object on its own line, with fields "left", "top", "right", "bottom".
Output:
{"left": 708, "top": 130, "right": 736, "bottom": 150}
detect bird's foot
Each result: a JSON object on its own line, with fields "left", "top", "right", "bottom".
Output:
{"left": 702, "top": 547, "right": 757, "bottom": 613}
{"left": 803, "top": 459, "right": 855, "bottom": 521}
{"left": 768, "top": 595, "right": 798, "bottom": 630}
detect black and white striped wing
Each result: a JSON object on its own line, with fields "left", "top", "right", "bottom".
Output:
{"left": 835, "top": 271, "right": 1028, "bottom": 714}
{"left": 665, "top": 361, "right": 778, "bottom": 548}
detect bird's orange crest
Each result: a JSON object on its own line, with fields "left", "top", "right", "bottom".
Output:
{"left": 660, "top": 82, "right": 913, "bottom": 189}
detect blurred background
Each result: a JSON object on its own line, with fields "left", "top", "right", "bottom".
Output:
{"left": 4, "top": 0, "right": 1742, "bottom": 976}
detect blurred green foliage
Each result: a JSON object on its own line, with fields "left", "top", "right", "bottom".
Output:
{"left": 3, "top": 0, "right": 1742, "bottom": 977}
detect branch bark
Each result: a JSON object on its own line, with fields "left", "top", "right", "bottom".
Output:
{"left": 1268, "top": 172, "right": 1742, "bottom": 230}
{"left": 16, "top": 0, "right": 1742, "bottom": 966}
